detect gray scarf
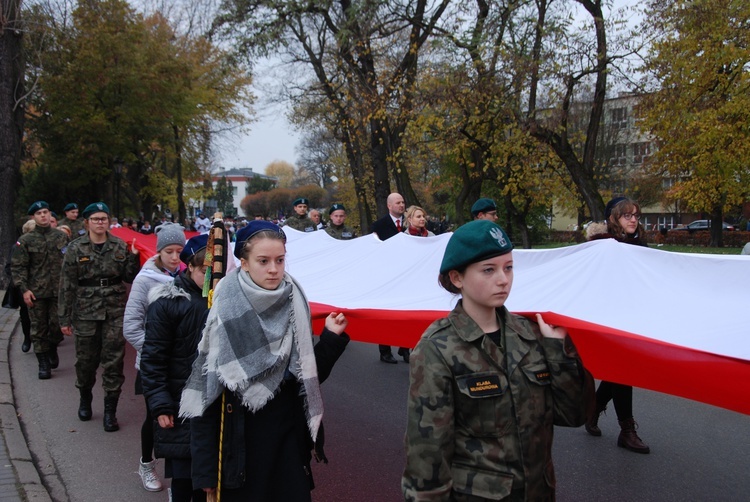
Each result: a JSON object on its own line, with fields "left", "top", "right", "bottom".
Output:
{"left": 179, "top": 268, "right": 323, "bottom": 441}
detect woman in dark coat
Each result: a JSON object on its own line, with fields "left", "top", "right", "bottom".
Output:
{"left": 141, "top": 234, "right": 210, "bottom": 501}
{"left": 179, "top": 221, "right": 350, "bottom": 502}
{"left": 584, "top": 196, "right": 650, "bottom": 454}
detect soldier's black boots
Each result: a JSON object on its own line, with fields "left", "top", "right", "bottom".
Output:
{"left": 48, "top": 344, "right": 59, "bottom": 369}
{"left": 103, "top": 395, "right": 120, "bottom": 432}
{"left": 617, "top": 418, "right": 650, "bottom": 454}
{"left": 36, "top": 353, "right": 51, "bottom": 380}
{"left": 78, "top": 389, "right": 93, "bottom": 421}
{"left": 21, "top": 333, "right": 31, "bottom": 353}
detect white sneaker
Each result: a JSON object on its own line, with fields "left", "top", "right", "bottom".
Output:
{"left": 138, "top": 457, "right": 163, "bottom": 492}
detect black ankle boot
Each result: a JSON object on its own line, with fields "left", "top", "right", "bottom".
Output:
{"left": 103, "top": 395, "right": 119, "bottom": 432}
{"left": 78, "top": 389, "right": 93, "bottom": 421}
{"left": 21, "top": 333, "right": 31, "bottom": 353}
{"left": 36, "top": 353, "right": 51, "bottom": 380}
{"left": 48, "top": 344, "right": 59, "bottom": 369}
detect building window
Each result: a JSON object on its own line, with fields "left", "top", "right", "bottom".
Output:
{"left": 232, "top": 186, "right": 238, "bottom": 196}
{"left": 610, "top": 144, "right": 627, "bottom": 166}
{"left": 633, "top": 142, "right": 651, "bottom": 164}
{"left": 611, "top": 107, "right": 628, "bottom": 130}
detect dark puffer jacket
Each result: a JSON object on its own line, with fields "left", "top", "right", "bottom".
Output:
{"left": 142, "top": 272, "right": 209, "bottom": 420}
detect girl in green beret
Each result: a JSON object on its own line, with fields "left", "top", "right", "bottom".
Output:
{"left": 403, "top": 220, "right": 590, "bottom": 501}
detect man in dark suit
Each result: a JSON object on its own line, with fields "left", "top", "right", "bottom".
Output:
{"left": 370, "top": 192, "right": 410, "bottom": 364}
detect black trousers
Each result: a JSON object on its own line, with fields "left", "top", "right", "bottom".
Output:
{"left": 595, "top": 381, "right": 633, "bottom": 420}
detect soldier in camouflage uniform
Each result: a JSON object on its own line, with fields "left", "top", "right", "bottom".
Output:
{"left": 403, "top": 220, "right": 590, "bottom": 501}
{"left": 58, "top": 202, "right": 86, "bottom": 238}
{"left": 11, "top": 201, "right": 69, "bottom": 379}
{"left": 282, "top": 197, "right": 317, "bottom": 232}
{"left": 325, "top": 203, "right": 356, "bottom": 240}
{"left": 58, "top": 202, "right": 140, "bottom": 432}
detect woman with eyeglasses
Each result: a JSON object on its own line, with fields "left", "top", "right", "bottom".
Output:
{"left": 584, "top": 196, "right": 650, "bottom": 453}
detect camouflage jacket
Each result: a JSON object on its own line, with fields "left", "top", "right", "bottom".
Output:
{"left": 58, "top": 232, "right": 140, "bottom": 325}
{"left": 58, "top": 217, "right": 86, "bottom": 237}
{"left": 10, "top": 225, "right": 69, "bottom": 298}
{"left": 403, "top": 302, "right": 588, "bottom": 501}
{"left": 283, "top": 214, "right": 317, "bottom": 232}
{"left": 325, "top": 224, "right": 356, "bottom": 240}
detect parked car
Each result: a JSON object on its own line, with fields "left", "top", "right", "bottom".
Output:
{"left": 671, "top": 220, "right": 735, "bottom": 233}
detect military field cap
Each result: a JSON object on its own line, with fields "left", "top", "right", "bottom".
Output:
{"left": 82, "top": 202, "right": 110, "bottom": 218}
{"left": 293, "top": 197, "right": 309, "bottom": 206}
{"left": 63, "top": 203, "right": 78, "bottom": 212}
{"left": 27, "top": 201, "right": 49, "bottom": 215}
{"left": 180, "top": 234, "right": 209, "bottom": 264}
{"left": 604, "top": 196, "right": 627, "bottom": 220}
{"left": 234, "top": 220, "right": 286, "bottom": 259}
{"left": 440, "top": 220, "right": 513, "bottom": 274}
{"left": 329, "top": 203, "right": 346, "bottom": 214}
{"left": 470, "top": 198, "right": 497, "bottom": 217}
{"left": 155, "top": 223, "right": 186, "bottom": 252}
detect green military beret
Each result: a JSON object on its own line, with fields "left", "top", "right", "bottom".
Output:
{"left": 27, "top": 201, "right": 49, "bottom": 215}
{"left": 470, "top": 198, "right": 497, "bottom": 217}
{"left": 63, "top": 203, "right": 78, "bottom": 212}
{"left": 329, "top": 203, "right": 346, "bottom": 214}
{"left": 293, "top": 197, "right": 309, "bottom": 206}
{"left": 440, "top": 220, "right": 513, "bottom": 274}
{"left": 82, "top": 202, "right": 111, "bottom": 219}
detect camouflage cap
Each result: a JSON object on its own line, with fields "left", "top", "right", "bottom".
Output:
{"left": 470, "top": 198, "right": 497, "bottom": 217}
{"left": 440, "top": 220, "right": 513, "bottom": 274}
{"left": 82, "top": 202, "right": 111, "bottom": 219}
{"left": 329, "top": 203, "right": 346, "bottom": 214}
{"left": 63, "top": 202, "right": 78, "bottom": 212}
{"left": 27, "top": 201, "right": 49, "bottom": 215}
{"left": 292, "top": 197, "right": 309, "bottom": 207}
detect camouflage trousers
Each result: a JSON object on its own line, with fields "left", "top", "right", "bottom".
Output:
{"left": 28, "top": 297, "right": 63, "bottom": 354}
{"left": 73, "top": 318, "right": 125, "bottom": 396}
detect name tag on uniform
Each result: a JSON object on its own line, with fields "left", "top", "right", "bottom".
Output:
{"left": 78, "top": 256, "right": 91, "bottom": 263}
{"left": 466, "top": 375, "right": 503, "bottom": 397}
{"left": 304, "top": 227, "right": 315, "bottom": 232}
{"left": 342, "top": 232, "right": 353, "bottom": 238}
{"left": 534, "top": 370, "right": 551, "bottom": 384}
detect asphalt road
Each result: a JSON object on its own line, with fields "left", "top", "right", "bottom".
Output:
{"left": 11, "top": 335, "right": 750, "bottom": 501}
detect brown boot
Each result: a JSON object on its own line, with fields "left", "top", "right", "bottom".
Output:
{"left": 617, "top": 418, "right": 650, "bottom": 454}
{"left": 585, "top": 404, "right": 605, "bottom": 436}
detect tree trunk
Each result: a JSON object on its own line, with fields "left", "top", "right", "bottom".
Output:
{"left": 0, "top": 0, "right": 25, "bottom": 288}
{"left": 710, "top": 205, "right": 723, "bottom": 248}
{"left": 173, "top": 125, "right": 186, "bottom": 224}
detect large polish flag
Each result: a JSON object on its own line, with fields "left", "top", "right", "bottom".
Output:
{"left": 114, "top": 226, "right": 750, "bottom": 415}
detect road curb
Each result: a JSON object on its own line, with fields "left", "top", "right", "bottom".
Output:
{"left": 0, "top": 306, "right": 53, "bottom": 501}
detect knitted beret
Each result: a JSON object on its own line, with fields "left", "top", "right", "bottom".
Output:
{"left": 180, "top": 234, "right": 209, "bottom": 265}
{"left": 234, "top": 220, "right": 286, "bottom": 259}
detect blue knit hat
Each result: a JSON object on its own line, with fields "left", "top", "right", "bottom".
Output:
{"left": 234, "top": 220, "right": 285, "bottom": 259}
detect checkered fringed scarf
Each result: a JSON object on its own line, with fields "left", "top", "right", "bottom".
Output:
{"left": 179, "top": 268, "right": 323, "bottom": 441}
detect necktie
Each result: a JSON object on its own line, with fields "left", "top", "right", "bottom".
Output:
{"left": 396, "top": 219, "right": 401, "bottom": 232}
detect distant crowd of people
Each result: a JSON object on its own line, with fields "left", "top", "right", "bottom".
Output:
{"left": 4, "top": 193, "right": 660, "bottom": 501}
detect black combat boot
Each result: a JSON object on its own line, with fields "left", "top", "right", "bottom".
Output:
{"left": 48, "top": 344, "right": 59, "bottom": 369}
{"left": 103, "top": 394, "right": 120, "bottom": 432}
{"left": 21, "top": 332, "right": 31, "bottom": 353}
{"left": 617, "top": 418, "right": 650, "bottom": 454}
{"left": 78, "top": 389, "right": 93, "bottom": 421}
{"left": 36, "top": 353, "right": 51, "bottom": 380}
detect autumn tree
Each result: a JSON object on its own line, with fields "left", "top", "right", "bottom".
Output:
{"left": 0, "top": 0, "right": 24, "bottom": 287}
{"left": 638, "top": 0, "right": 750, "bottom": 246}
{"left": 211, "top": 0, "right": 451, "bottom": 230}
{"left": 264, "top": 160, "right": 295, "bottom": 188}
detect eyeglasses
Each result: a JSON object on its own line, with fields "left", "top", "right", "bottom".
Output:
{"left": 89, "top": 217, "right": 109, "bottom": 223}
{"left": 621, "top": 213, "right": 641, "bottom": 221}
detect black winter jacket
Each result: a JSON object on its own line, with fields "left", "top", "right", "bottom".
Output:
{"left": 190, "top": 327, "right": 350, "bottom": 491}
{"left": 142, "top": 272, "right": 209, "bottom": 419}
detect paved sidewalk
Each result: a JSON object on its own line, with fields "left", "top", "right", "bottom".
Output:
{"left": 0, "top": 301, "right": 52, "bottom": 501}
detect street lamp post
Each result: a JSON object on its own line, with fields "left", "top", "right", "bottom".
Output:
{"left": 114, "top": 159, "right": 124, "bottom": 222}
